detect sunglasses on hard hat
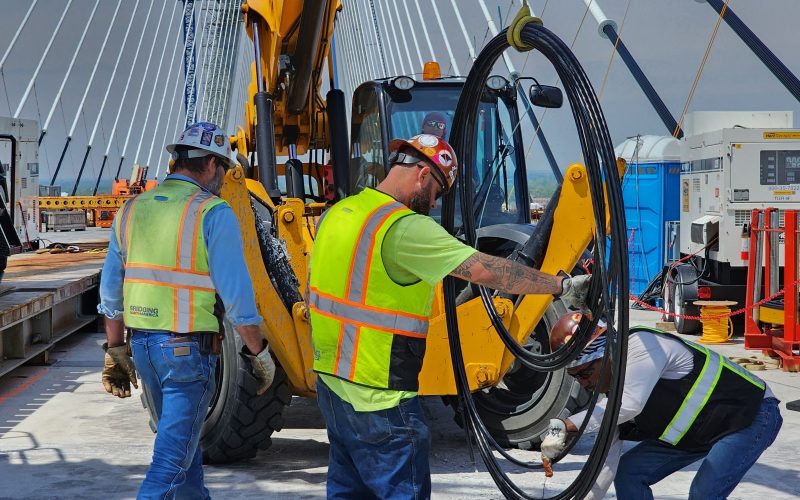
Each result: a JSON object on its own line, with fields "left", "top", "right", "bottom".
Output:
{"left": 389, "top": 151, "right": 449, "bottom": 193}
{"left": 425, "top": 120, "right": 446, "bottom": 130}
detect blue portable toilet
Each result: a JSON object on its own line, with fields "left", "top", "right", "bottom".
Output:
{"left": 615, "top": 135, "right": 681, "bottom": 296}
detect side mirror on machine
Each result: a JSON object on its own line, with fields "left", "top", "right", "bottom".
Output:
{"left": 529, "top": 82, "right": 563, "bottom": 109}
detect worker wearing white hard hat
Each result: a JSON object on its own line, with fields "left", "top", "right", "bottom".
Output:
{"left": 98, "top": 121, "right": 273, "bottom": 497}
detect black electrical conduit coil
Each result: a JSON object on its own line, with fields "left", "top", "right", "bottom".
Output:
{"left": 444, "top": 23, "right": 629, "bottom": 499}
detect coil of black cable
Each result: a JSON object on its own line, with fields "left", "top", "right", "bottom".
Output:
{"left": 443, "top": 22, "right": 629, "bottom": 499}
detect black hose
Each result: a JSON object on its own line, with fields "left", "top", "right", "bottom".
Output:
{"left": 444, "top": 23, "right": 629, "bottom": 499}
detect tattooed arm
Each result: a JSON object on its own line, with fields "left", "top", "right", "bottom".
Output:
{"left": 449, "top": 252, "right": 564, "bottom": 295}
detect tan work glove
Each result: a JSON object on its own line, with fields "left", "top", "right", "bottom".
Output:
{"left": 102, "top": 343, "right": 138, "bottom": 398}
{"left": 241, "top": 341, "right": 276, "bottom": 395}
{"left": 558, "top": 274, "right": 592, "bottom": 312}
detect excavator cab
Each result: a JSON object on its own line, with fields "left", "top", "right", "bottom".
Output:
{"left": 348, "top": 76, "right": 530, "bottom": 231}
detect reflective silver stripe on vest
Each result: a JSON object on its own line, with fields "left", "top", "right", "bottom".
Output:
{"left": 660, "top": 346, "right": 723, "bottom": 445}
{"left": 176, "top": 288, "right": 191, "bottom": 332}
{"left": 177, "top": 191, "right": 216, "bottom": 270}
{"left": 347, "top": 201, "right": 406, "bottom": 302}
{"left": 335, "top": 323, "right": 358, "bottom": 378}
{"left": 117, "top": 199, "right": 135, "bottom": 262}
{"left": 124, "top": 266, "right": 215, "bottom": 290}
{"left": 309, "top": 291, "right": 428, "bottom": 335}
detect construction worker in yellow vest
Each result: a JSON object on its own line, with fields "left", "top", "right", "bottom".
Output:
{"left": 309, "top": 133, "right": 592, "bottom": 499}
{"left": 97, "top": 122, "right": 274, "bottom": 499}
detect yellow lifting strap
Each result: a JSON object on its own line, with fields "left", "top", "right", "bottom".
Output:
{"left": 506, "top": 0, "right": 543, "bottom": 52}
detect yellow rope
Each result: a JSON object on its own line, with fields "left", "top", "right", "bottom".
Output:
{"left": 674, "top": 0, "right": 731, "bottom": 137}
{"left": 698, "top": 305, "right": 734, "bottom": 344}
{"left": 506, "top": 0, "right": 543, "bottom": 52}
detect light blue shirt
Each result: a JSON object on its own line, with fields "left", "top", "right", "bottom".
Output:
{"left": 97, "top": 174, "right": 263, "bottom": 328}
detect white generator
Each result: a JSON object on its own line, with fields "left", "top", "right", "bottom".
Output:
{"left": 0, "top": 117, "right": 40, "bottom": 253}
{"left": 665, "top": 111, "right": 800, "bottom": 333}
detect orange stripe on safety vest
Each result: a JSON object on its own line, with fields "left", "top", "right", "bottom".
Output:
{"left": 172, "top": 288, "right": 179, "bottom": 332}
{"left": 175, "top": 191, "right": 202, "bottom": 266}
{"left": 125, "top": 262, "right": 213, "bottom": 276}
{"left": 308, "top": 304, "right": 427, "bottom": 339}
{"left": 360, "top": 206, "right": 406, "bottom": 303}
{"left": 190, "top": 197, "right": 216, "bottom": 271}
{"left": 345, "top": 201, "right": 395, "bottom": 298}
{"left": 348, "top": 327, "right": 362, "bottom": 380}
{"left": 333, "top": 321, "right": 346, "bottom": 373}
{"left": 309, "top": 286, "right": 428, "bottom": 322}
{"left": 188, "top": 290, "right": 195, "bottom": 332}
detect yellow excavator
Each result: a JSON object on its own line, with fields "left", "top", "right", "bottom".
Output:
{"left": 141, "top": 0, "right": 622, "bottom": 466}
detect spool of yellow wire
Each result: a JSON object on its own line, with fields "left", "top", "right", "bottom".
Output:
{"left": 694, "top": 300, "right": 737, "bottom": 344}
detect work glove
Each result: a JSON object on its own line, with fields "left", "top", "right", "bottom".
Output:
{"left": 240, "top": 341, "right": 276, "bottom": 395}
{"left": 540, "top": 418, "right": 568, "bottom": 460}
{"left": 558, "top": 274, "right": 591, "bottom": 312}
{"left": 102, "top": 343, "right": 138, "bottom": 398}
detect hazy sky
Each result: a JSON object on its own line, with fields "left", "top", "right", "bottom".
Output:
{"left": 1, "top": 0, "right": 799, "bottom": 188}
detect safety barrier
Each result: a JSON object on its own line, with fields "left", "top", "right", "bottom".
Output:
{"left": 744, "top": 209, "right": 800, "bottom": 371}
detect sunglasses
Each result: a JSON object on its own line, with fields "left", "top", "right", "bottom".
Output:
{"left": 571, "top": 364, "right": 595, "bottom": 381}
{"left": 425, "top": 120, "right": 446, "bottom": 130}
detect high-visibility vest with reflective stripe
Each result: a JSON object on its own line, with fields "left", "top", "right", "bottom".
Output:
{"left": 116, "top": 178, "right": 225, "bottom": 333}
{"left": 618, "top": 328, "right": 766, "bottom": 451}
{"left": 309, "top": 188, "right": 432, "bottom": 391}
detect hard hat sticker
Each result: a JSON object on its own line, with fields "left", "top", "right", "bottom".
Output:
{"left": 187, "top": 127, "right": 200, "bottom": 137}
{"left": 437, "top": 150, "right": 453, "bottom": 167}
{"left": 417, "top": 134, "right": 439, "bottom": 147}
{"left": 214, "top": 135, "right": 225, "bottom": 147}
{"left": 201, "top": 130, "right": 213, "bottom": 146}
{"left": 201, "top": 123, "right": 217, "bottom": 131}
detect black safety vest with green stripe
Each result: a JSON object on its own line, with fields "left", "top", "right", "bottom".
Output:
{"left": 618, "top": 327, "right": 766, "bottom": 451}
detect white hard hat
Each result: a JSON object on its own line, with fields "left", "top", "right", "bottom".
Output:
{"left": 166, "top": 122, "right": 235, "bottom": 169}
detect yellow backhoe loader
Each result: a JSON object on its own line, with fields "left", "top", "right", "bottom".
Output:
{"left": 141, "top": 0, "right": 617, "bottom": 464}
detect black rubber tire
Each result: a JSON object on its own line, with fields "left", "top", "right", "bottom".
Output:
{"left": 449, "top": 300, "right": 589, "bottom": 450}
{"left": 140, "top": 320, "right": 292, "bottom": 464}
{"left": 669, "top": 264, "right": 701, "bottom": 335}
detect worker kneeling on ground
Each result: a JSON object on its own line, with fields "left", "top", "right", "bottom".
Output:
{"left": 541, "top": 312, "right": 783, "bottom": 499}
{"left": 98, "top": 122, "right": 275, "bottom": 499}
{"left": 308, "top": 133, "right": 591, "bottom": 499}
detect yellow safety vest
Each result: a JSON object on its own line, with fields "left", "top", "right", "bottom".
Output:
{"left": 309, "top": 188, "right": 432, "bottom": 391}
{"left": 116, "top": 178, "right": 224, "bottom": 333}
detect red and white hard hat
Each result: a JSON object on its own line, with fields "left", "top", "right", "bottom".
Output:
{"left": 388, "top": 134, "right": 458, "bottom": 194}
{"left": 166, "top": 122, "right": 235, "bottom": 169}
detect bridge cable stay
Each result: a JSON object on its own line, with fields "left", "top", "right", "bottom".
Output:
{"left": 412, "top": 0, "right": 438, "bottom": 62}
{"left": 199, "top": 0, "right": 236, "bottom": 124}
{"left": 343, "top": 7, "right": 367, "bottom": 89}
{"left": 350, "top": 2, "right": 379, "bottom": 85}
{"left": 373, "top": 0, "right": 399, "bottom": 76}
{"left": 350, "top": 2, "right": 381, "bottom": 84}
{"left": 209, "top": 1, "right": 240, "bottom": 125}
{"left": 13, "top": 0, "right": 75, "bottom": 119}
{"left": 83, "top": 0, "right": 166, "bottom": 195}
{"left": 519, "top": 0, "right": 593, "bottom": 163}
{"left": 429, "top": 1, "right": 461, "bottom": 75}
{"left": 0, "top": 0, "right": 39, "bottom": 114}
{"left": 338, "top": 10, "right": 361, "bottom": 93}
{"left": 674, "top": 0, "right": 729, "bottom": 139}
{"left": 583, "top": 0, "right": 683, "bottom": 139}
{"left": 366, "top": 0, "right": 390, "bottom": 75}
{"left": 92, "top": 0, "right": 157, "bottom": 184}
{"left": 89, "top": 0, "right": 145, "bottom": 184}
{"left": 220, "top": 28, "right": 251, "bottom": 143}
{"left": 165, "top": 0, "right": 218, "bottom": 174}
{"left": 38, "top": 0, "right": 101, "bottom": 146}
{"left": 390, "top": 0, "right": 416, "bottom": 74}
{"left": 398, "top": 1, "right": 425, "bottom": 69}
{"left": 449, "top": 0, "right": 478, "bottom": 71}
{"left": 130, "top": 1, "right": 183, "bottom": 173}
{"left": 195, "top": 1, "right": 221, "bottom": 121}
{"left": 472, "top": 0, "right": 562, "bottom": 183}
{"left": 699, "top": 0, "right": 800, "bottom": 104}
{"left": 597, "top": 0, "right": 633, "bottom": 100}
{"left": 51, "top": 0, "right": 137, "bottom": 187}
{"left": 145, "top": 2, "right": 196, "bottom": 177}
{"left": 209, "top": 0, "right": 240, "bottom": 124}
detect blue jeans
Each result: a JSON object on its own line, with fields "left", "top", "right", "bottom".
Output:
{"left": 131, "top": 331, "right": 218, "bottom": 500}
{"left": 316, "top": 380, "right": 432, "bottom": 500}
{"left": 615, "top": 397, "right": 783, "bottom": 499}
